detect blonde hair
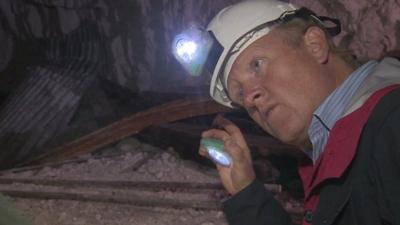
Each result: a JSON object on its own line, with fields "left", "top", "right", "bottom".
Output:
{"left": 275, "top": 18, "right": 360, "bottom": 68}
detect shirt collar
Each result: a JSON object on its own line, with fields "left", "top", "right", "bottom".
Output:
{"left": 305, "top": 60, "right": 378, "bottom": 161}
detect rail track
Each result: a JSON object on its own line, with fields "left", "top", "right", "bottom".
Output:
{"left": 0, "top": 177, "right": 282, "bottom": 211}
{"left": 0, "top": 139, "right": 304, "bottom": 224}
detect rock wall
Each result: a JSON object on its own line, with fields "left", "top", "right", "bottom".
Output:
{"left": 290, "top": 0, "right": 400, "bottom": 60}
{"left": 0, "top": 0, "right": 240, "bottom": 167}
{"left": 1, "top": 0, "right": 399, "bottom": 92}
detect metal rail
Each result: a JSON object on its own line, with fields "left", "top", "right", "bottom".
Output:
{"left": 0, "top": 177, "right": 282, "bottom": 210}
{"left": 0, "top": 177, "right": 281, "bottom": 193}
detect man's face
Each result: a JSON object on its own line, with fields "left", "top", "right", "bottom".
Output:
{"left": 227, "top": 28, "right": 337, "bottom": 147}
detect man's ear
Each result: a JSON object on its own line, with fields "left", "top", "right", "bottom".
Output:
{"left": 303, "top": 26, "right": 330, "bottom": 64}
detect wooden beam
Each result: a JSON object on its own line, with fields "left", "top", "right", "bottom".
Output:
{"left": 140, "top": 122, "right": 303, "bottom": 158}
{"left": 23, "top": 97, "right": 231, "bottom": 166}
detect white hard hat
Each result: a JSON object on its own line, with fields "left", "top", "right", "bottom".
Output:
{"left": 171, "top": 0, "right": 340, "bottom": 108}
{"left": 206, "top": 0, "right": 298, "bottom": 108}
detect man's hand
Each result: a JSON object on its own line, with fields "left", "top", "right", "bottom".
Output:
{"left": 199, "top": 114, "right": 256, "bottom": 195}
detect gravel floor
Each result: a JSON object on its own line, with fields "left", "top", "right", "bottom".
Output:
{"left": 0, "top": 137, "right": 302, "bottom": 225}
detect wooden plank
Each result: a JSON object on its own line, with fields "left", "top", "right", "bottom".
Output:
{"left": 23, "top": 97, "right": 231, "bottom": 166}
{"left": 142, "top": 122, "right": 303, "bottom": 158}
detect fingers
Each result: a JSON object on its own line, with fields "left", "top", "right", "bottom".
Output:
{"left": 198, "top": 146, "right": 208, "bottom": 157}
{"left": 215, "top": 163, "right": 236, "bottom": 194}
{"left": 201, "top": 115, "right": 251, "bottom": 159}
{"left": 214, "top": 115, "right": 249, "bottom": 150}
{"left": 224, "top": 138, "right": 251, "bottom": 163}
{"left": 201, "top": 128, "right": 231, "bottom": 141}
{"left": 198, "top": 116, "right": 255, "bottom": 194}
{"left": 202, "top": 115, "right": 242, "bottom": 140}
{"left": 218, "top": 139, "right": 256, "bottom": 194}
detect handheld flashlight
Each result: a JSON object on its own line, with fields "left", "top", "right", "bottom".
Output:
{"left": 200, "top": 138, "right": 232, "bottom": 167}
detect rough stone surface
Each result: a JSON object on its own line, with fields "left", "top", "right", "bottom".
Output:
{"left": 291, "top": 0, "right": 400, "bottom": 60}
{"left": 1, "top": 0, "right": 398, "bottom": 94}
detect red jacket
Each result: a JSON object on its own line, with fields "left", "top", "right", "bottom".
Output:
{"left": 223, "top": 85, "right": 400, "bottom": 225}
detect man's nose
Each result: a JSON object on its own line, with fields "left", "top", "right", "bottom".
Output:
{"left": 243, "top": 88, "right": 262, "bottom": 107}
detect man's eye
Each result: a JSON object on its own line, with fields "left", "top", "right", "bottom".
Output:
{"left": 251, "top": 59, "right": 263, "bottom": 71}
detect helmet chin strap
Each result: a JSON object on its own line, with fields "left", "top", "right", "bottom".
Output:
{"left": 278, "top": 7, "right": 341, "bottom": 37}
{"left": 204, "top": 31, "right": 224, "bottom": 77}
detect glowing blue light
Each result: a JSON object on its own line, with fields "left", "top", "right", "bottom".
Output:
{"left": 207, "top": 147, "right": 232, "bottom": 167}
{"left": 172, "top": 26, "right": 213, "bottom": 76}
{"left": 176, "top": 39, "right": 198, "bottom": 63}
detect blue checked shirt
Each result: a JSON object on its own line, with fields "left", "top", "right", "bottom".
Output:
{"left": 305, "top": 61, "right": 378, "bottom": 162}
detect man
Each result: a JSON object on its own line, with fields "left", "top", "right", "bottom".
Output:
{"left": 187, "top": 0, "right": 400, "bottom": 224}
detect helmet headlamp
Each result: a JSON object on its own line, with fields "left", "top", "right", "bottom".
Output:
{"left": 172, "top": 25, "right": 223, "bottom": 77}
{"left": 172, "top": 1, "right": 341, "bottom": 108}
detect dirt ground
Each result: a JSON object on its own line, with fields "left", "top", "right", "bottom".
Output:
{"left": 11, "top": 198, "right": 225, "bottom": 225}
{"left": 0, "top": 137, "right": 302, "bottom": 225}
